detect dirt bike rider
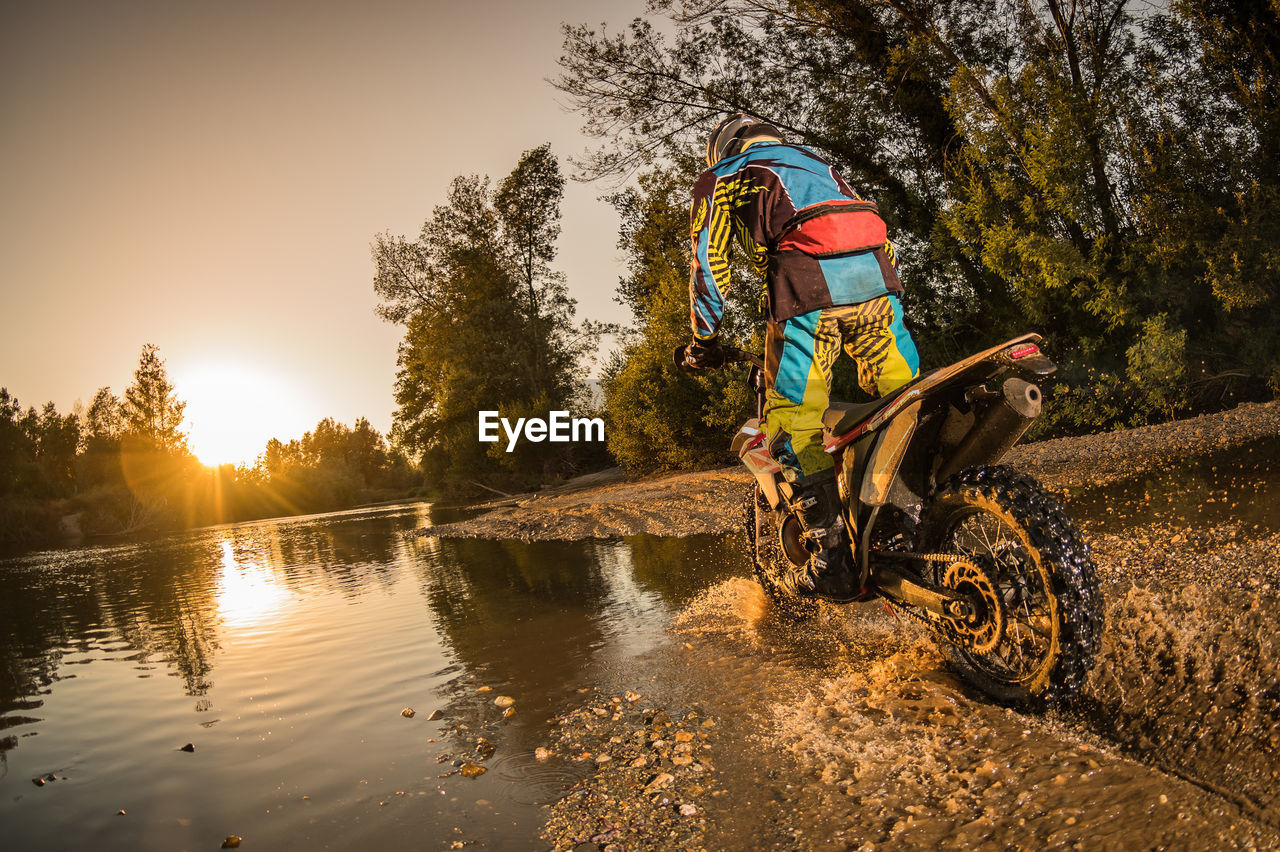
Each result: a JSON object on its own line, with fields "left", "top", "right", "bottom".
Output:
{"left": 683, "top": 114, "right": 921, "bottom": 600}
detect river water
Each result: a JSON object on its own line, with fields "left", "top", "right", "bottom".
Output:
{"left": 3, "top": 439, "right": 1279, "bottom": 850}
{"left": 0, "top": 504, "right": 739, "bottom": 850}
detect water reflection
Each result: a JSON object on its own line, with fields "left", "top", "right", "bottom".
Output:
{"left": 215, "top": 540, "right": 295, "bottom": 630}
{"left": 0, "top": 503, "right": 744, "bottom": 849}
{"left": 407, "top": 534, "right": 742, "bottom": 737}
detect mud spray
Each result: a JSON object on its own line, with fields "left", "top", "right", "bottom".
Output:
{"left": 542, "top": 521, "right": 1279, "bottom": 850}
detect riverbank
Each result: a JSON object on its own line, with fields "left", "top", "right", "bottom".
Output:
{"left": 416, "top": 400, "right": 1280, "bottom": 542}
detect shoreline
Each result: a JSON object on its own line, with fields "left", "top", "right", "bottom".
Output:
{"left": 416, "top": 400, "right": 1280, "bottom": 541}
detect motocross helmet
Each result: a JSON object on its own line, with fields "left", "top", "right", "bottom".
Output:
{"left": 705, "top": 113, "right": 783, "bottom": 167}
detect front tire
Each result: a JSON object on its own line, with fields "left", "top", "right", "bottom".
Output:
{"left": 918, "top": 465, "right": 1102, "bottom": 704}
{"left": 743, "top": 486, "right": 820, "bottom": 621}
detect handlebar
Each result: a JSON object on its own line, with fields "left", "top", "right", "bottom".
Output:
{"left": 672, "top": 343, "right": 764, "bottom": 372}
{"left": 722, "top": 346, "right": 764, "bottom": 368}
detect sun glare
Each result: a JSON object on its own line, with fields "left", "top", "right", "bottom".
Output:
{"left": 216, "top": 540, "right": 294, "bottom": 630}
{"left": 176, "top": 360, "right": 307, "bottom": 468}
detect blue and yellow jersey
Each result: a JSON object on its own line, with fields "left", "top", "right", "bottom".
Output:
{"left": 689, "top": 141, "right": 902, "bottom": 339}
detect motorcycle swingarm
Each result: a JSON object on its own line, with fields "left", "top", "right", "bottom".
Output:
{"left": 870, "top": 560, "right": 972, "bottom": 622}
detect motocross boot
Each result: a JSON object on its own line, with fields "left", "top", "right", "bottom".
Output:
{"left": 787, "top": 469, "right": 861, "bottom": 601}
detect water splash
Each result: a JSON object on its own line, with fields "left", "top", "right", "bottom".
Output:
{"left": 657, "top": 539, "right": 1280, "bottom": 849}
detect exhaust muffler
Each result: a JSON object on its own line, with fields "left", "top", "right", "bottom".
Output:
{"left": 936, "top": 378, "right": 1041, "bottom": 483}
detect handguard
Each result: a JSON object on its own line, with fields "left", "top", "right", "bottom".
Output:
{"left": 673, "top": 339, "right": 725, "bottom": 371}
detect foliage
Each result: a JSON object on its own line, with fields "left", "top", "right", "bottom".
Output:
{"left": 1, "top": 348, "right": 416, "bottom": 547}
{"left": 373, "top": 145, "right": 616, "bottom": 490}
{"left": 257, "top": 417, "right": 413, "bottom": 514}
{"left": 556, "top": 0, "right": 1279, "bottom": 436}
{"left": 600, "top": 160, "right": 763, "bottom": 472}
{"left": 0, "top": 389, "right": 82, "bottom": 501}
{"left": 79, "top": 387, "right": 124, "bottom": 487}
{"left": 122, "top": 343, "right": 188, "bottom": 452}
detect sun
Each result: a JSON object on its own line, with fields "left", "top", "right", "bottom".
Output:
{"left": 175, "top": 360, "right": 308, "bottom": 468}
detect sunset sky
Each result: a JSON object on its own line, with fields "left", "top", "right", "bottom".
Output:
{"left": 1, "top": 0, "right": 641, "bottom": 465}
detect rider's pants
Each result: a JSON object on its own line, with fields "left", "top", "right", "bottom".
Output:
{"left": 763, "top": 294, "right": 920, "bottom": 479}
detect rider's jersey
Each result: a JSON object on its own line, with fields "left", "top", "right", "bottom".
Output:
{"left": 689, "top": 141, "right": 902, "bottom": 339}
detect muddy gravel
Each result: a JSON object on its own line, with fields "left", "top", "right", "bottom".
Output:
{"left": 540, "top": 693, "right": 721, "bottom": 851}
{"left": 541, "top": 521, "right": 1280, "bottom": 850}
{"left": 412, "top": 400, "right": 1280, "bottom": 849}
{"left": 416, "top": 401, "right": 1279, "bottom": 542}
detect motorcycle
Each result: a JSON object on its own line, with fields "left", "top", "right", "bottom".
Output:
{"left": 675, "top": 334, "right": 1103, "bottom": 704}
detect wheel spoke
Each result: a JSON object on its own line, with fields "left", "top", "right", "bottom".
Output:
{"left": 1011, "top": 614, "right": 1053, "bottom": 638}
{"left": 922, "top": 469, "right": 1101, "bottom": 702}
{"left": 941, "top": 508, "right": 1058, "bottom": 685}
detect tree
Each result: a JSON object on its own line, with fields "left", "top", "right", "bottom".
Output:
{"left": 122, "top": 344, "right": 188, "bottom": 452}
{"left": 600, "top": 161, "right": 763, "bottom": 472}
{"left": 1126, "top": 0, "right": 1280, "bottom": 401}
{"left": 34, "top": 401, "right": 80, "bottom": 495}
{"left": 495, "top": 144, "right": 568, "bottom": 399}
{"left": 376, "top": 173, "right": 530, "bottom": 482}
{"left": 556, "top": 0, "right": 1279, "bottom": 434}
{"left": 84, "top": 387, "right": 123, "bottom": 447}
{"left": 250, "top": 416, "right": 409, "bottom": 514}
{"left": 0, "top": 389, "right": 34, "bottom": 496}
{"left": 78, "top": 386, "right": 125, "bottom": 487}
{"left": 373, "top": 147, "right": 610, "bottom": 488}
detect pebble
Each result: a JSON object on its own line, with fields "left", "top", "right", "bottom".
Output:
{"left": 535, "top": 747, "right": 552, "bottom": 761}
{"left": 501, "top": 707, "right": 516, "bottom": 719}
{"left": 644, "top": 772, "right": 675, "bottom": 792}
{"left": 477, "top": 686, "right": 492, "bottom": 693}
{"left": 459, "top": 763, "right": 487, "bottom": 778}
{"left": 221, "top": 836, "right": 241, "bottom": 848}
{"left": 180, "top": 743, "right": 195, "bottom": 752}
{"left": 427, "top": 709, "right": 444, "bottom": 721}
{"left": 400, "top": 707, "right": 415, "bottom": 718}
{"left": 494, "top": 696, "right": 515, "bottom": 708}
{"left": 542, "top": 698, "right": 722, "bottom": 852}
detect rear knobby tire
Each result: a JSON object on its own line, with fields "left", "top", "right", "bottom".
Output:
{"left": 918, "top": 465, "right": 1103, "bottom": 704}
{"left": 743, "top": 486, "right": 821, "bottom": 621}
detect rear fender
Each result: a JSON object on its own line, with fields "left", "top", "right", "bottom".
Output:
{"left": 858, "top": 401, "right": 922, "bottom": 507}
{"left": 824, "top": 333, "right": 1044, "bottom": 455}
